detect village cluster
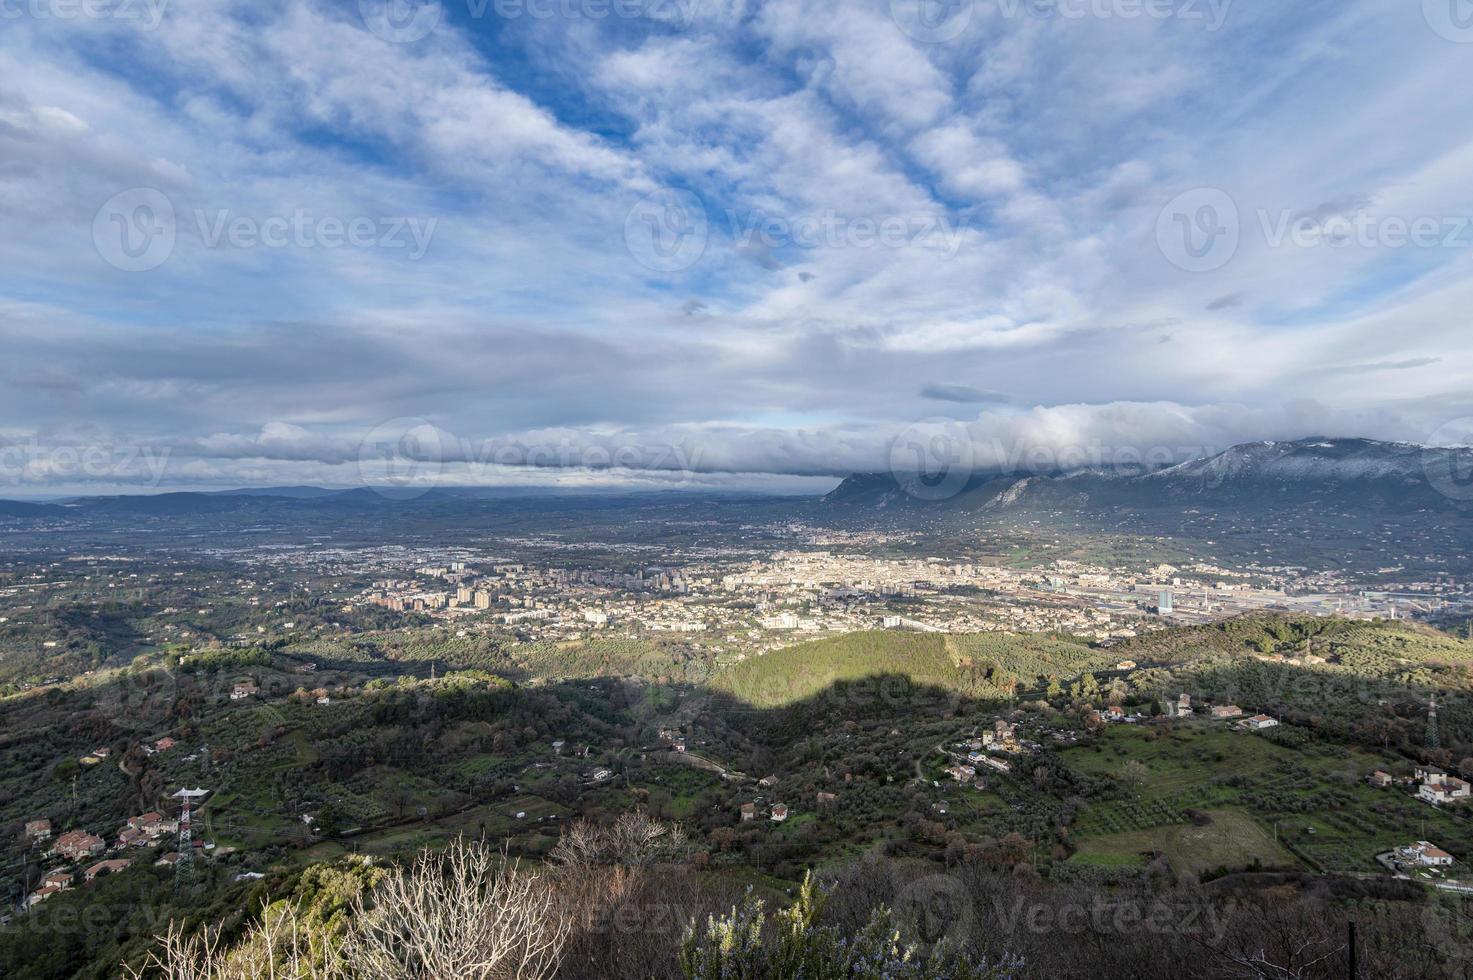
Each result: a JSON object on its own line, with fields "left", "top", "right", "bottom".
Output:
{"left": 18, "top": 787, "right": 211, "bottom": 910}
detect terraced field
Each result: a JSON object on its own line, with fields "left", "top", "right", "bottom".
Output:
{"left": 1064, "top": 721, "right": 1471, "bottom": 876}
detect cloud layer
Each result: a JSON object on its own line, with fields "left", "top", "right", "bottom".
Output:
{"left": 2, "top": 0, "right": 1471, "bottom": 493}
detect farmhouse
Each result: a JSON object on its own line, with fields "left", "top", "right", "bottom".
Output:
{"left": 770, "top": 804, "right": 789, "bottom": 822}
{"left": 42, "top": 870, "right": 72, "bottom": 890}
{"left": 1210, "top": 705, "right": 1243, "bottom": 719}
{"left": 739, "top": 803, "right": 756, "bottom": 822}
{"left": 1399, "top": 841, "right": 1455, "bottom": 868}
{"left": 945, "top": 764, "right": 977, "bottom": 783}
{"left": 1419, "top": 773, "right": 1472, "bottom": 805}
{"left": 85, "top": 858, "right": 132, "bottom": 881}
{"left": 1369, "top": 771, "right": 1393, "bottom": 788}
{"left": 51, "top": 830, "right": 105, "bottom": 861}
{"left": 24, "top": 819, "right": 51, "bottom": 840}
{"left": 128, "top": 812, "right": 167, "bottom": 835}
{"left": 230, "top": 681, "right": 259, "bottom": 700}
{"left": 1242, "top": 715, "right": 1279, "bottom": 730}
{"left": 25, "top": 886, "right": 63, "bottom": 908}
{"left": 1163, "top": 694, "right": 1193, "bottom": 719}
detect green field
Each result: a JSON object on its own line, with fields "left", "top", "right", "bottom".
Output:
{"left": 1071, "top": 808, "right": 1296, "bottom": 876}
{"left": 1064, "top": 721, "right": 1468, "bottom": 876}
{"left": 715, "top": 630, "right": 1109, "bottom": 707}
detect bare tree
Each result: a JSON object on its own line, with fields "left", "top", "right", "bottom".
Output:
{"left": 550, "top": 810, "right": 688, "bottom": 871}
{"left": 124, "top": 900, "right": 334, "bottom": 980}
{"left": 340, "top": 837, "right": 570, "bottom": 980}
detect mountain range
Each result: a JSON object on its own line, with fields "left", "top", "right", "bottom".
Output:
{"left": 2, "top": 438, "right": 1471, "bottom": 521}
{"left": 823, "top": 437, "right": 1473, "bottom": 516}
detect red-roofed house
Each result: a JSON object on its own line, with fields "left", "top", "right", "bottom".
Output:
{"left": 1401, "top": 841, "right": 1455, "bottom": 867}
{"left": 51, "top": 830, "right": 105, "bottom": 862}
{"left": 26, "top": 885, "right": 63, "bottom": 908}
{"left": 85, "top": 859, "right": 132, "bottom": 882}
{"left": 1420, "top": 775, "right": 1472, "bottom": 805}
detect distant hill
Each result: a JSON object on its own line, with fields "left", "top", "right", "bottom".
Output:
{"left": 4, "top": 437, "right": 1471, "bottom": 526}
{"left": 206, "top": 485, "right": 355, "bottom": 498}
{"left": 824, "top": 437, "right": 1473, "bottom": 516}
{"left": 0, "top": 499, "right": 63, "bottom": 518}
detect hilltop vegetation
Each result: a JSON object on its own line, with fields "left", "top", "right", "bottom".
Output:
{"left": 713, "top": 630, "right": 1111, "bottom": 707}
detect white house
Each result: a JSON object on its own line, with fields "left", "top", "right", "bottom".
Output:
{"left": 1419, "top": 774, "right": 1472, "bottom": 805}
{"left": 1401, "top": 841, "right": 1455, "bottom": 867}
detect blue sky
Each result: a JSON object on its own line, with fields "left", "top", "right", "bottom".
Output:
{"left": 2, "top": 0, "right": 1473, "bottom": 493}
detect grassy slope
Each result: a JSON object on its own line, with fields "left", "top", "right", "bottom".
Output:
{"left": 714, "top": 632, "right": 962, "bottom": 707}
{"left": 714, "top": 630, "right": 1112, "bottom": 707}
{"left": 1071, "top": 808, "right": 1295, "bottom": 876}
